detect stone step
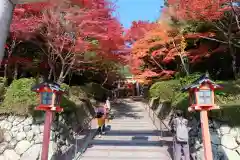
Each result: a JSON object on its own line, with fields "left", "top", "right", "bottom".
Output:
{"left": 107, "top": 124, "right": 155, "bottom": 128}
{"left": 110, "top": 119, "right": 151, "bottom": 122}
{"left": 111, "top": 116, "right": 149, "bottom": 118}
{"left": 112, "top": 110, "right": 147, "bottom": 113}
{"left": 110, "top": 124, "right": 154, "bottom": 127}
{"left": 108, "top": 120, "right": 153, "bottom": 126}
{"left": 109, "top": 121, "right": 151, "bottom": 124}
{"left": 112, "top": 112, "right": 147, "bottom": 115}
{"left": 81, "top": 150, "right": 171, "bottom": 159}
{"left": 98, "top": 129, "right": 161, "bottom": 136}
{"left": 108, "top": 123, "right": 153, "bottom": 126}
{"left": 100, "top": 132, "right": 161, "bottom": 138}
{"left": 112, "top": 119, "right": 152, "bottom": 122}
{"left": 93, "top": 135, "right": 160, "bottom": 141}
{"left": 89, "top": 139, "right": 163, "bottom": 146}
{"left": 79, "top": 100, "right": 173, "bottom": 160}
{"left": 111, "top": 119, "right": 153, "bottom": 122}
{"left": 109, "top": 126, "right": 156, "bottom": 130}
{"left": 85, "top": 145, "right": 169, "bottom": 151}
{"left": 80, "top": 157, "right": 170, "bottom": 160}
{"left": 94, "top": 122, "right": 153, "bottom": 127}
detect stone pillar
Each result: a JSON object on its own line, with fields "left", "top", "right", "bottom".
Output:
{"left": 0, "top": 0, "right": 14, "bottom": 62}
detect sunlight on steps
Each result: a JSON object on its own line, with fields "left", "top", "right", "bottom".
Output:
{"left": 78, "top": 100, "right": 173, "bottom": 160}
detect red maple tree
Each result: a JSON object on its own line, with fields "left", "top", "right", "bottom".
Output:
{"left": 124, "top": 21, "right": 157, "bottom": 45}
{"left": 8, "top": 0, "right": 125, "bottom": 83}
{"left": 127, "top": 16, "right": 220, "bottom": 79}
{"left": 167, "top": 0, "right": 240, "bottom": 78}
{"left": 167, "top": 0, "right": 232, "bottom": 21}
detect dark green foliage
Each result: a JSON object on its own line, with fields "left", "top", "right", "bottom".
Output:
{"left": 149, "top": 74, "right": 240, "bottom": 125}
{"left": 60, "top": 85, "right": 89, "bottom": 112}
{"left": 80, "top": 82, "right": 110, "bottom": 101}
{"left": 181, "top": 21, "right": 213, "bottom": 34}
{"left": 59, "top": 84, "right": 95, "bottom": 124}
{"left": 0, "top": 78, "right": 94, "bottom": 117}
{"left": 1, "top": 78, "right": 38, "bottom": 115}
{"left": 149, "top": 79, "right": 180, "bottom": 102}
{"left": 0, "top": 77, "right": 7, "bottom": 103}
{"left": 119, "top": 65, "right": 132, "bottom": 77}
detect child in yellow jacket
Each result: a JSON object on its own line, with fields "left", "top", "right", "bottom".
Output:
{"left": 95, "top": 104, "right": 106, "bottom": 137}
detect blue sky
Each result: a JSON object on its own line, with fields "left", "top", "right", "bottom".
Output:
{"left": 111, "top": 0, "right": 164, "bottom": 28}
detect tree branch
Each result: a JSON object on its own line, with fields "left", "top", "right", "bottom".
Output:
{"left": 150, "top": 55, "right": 164, "bottom": 71}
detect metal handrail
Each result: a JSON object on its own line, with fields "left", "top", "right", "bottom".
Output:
{"left": 55, "top": 115, "right": 95, "bottom": 160}
{"left": 144, "top": 101, "right": 171, "bottom": 138}
{"left": 73, "top": 116, "right": 95, "bottom": 157}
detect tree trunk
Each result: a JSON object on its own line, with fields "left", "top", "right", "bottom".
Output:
{"left": 56, "top": 63, "right": 65, "bottom": 84}
{"left": 48, "top": 68, "right": 53, "bottom": 80}
{"left": 58, "top": 60, "right": 75, "bottom": 84}
{"left": 151, "top": 56, "right": 164, "bottom": 71}
{"left": 228, "top": 11, "right": 237, "bottom": 79}
{"left": 57, "top": 71, "right": 64, "bottom": 84}
{"left": 101, "top": 72, "right": 108, "bottom": 86}
{"left": 13, "top": 64, "right": 18, "bottom": 79}
{"left": 4, "top": 63, "right": 7, "bottom": 78}
{"left": 229, "top": 43, "right": 237, "bottom": 79}
{"left": 179, "top": 55, "right": 189, "bottom": 76}
{"left": 172, "top": 39, "right": 189, "bottom": 76}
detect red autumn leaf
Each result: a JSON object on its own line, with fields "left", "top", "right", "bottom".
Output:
{"left": 125, "top": 21, "right": 157, "bottom": 45}
{"left": 138, "top": 69, "right": 160, "bottom": 78}
{"left": 167, "top": 0, "right": 232, "bottom": 21}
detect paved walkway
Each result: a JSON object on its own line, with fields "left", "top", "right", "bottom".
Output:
{"left": 79, "top": 99, "right": 173, "bottom": 160}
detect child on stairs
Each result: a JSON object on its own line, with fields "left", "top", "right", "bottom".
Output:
{"left": 95, "top": 103, "right": 106, "bottom": 137}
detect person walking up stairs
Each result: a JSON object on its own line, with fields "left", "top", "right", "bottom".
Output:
{"left": 95, "top": 103, "right": 106, "bottom": 138}
{"left": 170, "top": 110, "right": 190, "bottom": 160}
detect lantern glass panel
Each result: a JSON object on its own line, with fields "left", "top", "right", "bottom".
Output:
{"left": 41, "top": 92, "right": 53, "bottom": 105}
{"left": 196, "top": 89, "right": 212, "bottom": 104}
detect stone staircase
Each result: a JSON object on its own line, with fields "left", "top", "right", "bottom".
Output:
{"left": 78, "top": 99, "right": 173, "bottom": 160}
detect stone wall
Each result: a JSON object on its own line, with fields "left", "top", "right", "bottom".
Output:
{"left": 0, "top": 100, "right": 95, "bottom": 160}
{"left": 189, "top": 118, "right": 240, "bottom": 160}
{"left": 148, "top": 98, "right": 240, "bottom": 160}
{"left": 0, "top": 115, "right": 48, "bottom": 160}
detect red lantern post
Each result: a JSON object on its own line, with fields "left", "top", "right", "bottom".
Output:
{"left": 32, "top": 82, "right": 64, "bottom": 160}
{"left": 182, "top": 74, "right": 223, "bottom": 160}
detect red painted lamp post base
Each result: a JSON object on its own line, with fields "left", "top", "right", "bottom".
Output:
{"left": 41, "top": 111, "right": 53, "bottom": 160}
{"left": 189, "top": 107, "right": 214, "bottom": 160}
{"left": 200, "top": 110, "right": 213, "bottom": 160}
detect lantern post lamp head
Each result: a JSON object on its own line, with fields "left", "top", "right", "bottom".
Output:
{"left": 31, "top": 81, "right": 64, "bottom": 160}
{"left": 181, "top": 74, "right": 223, "bottom": 112}
{"left": 31, "top": 81, "right": 64, "bottom": 113}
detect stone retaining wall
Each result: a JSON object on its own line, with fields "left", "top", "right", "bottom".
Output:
{"left": 148, "top": 97, "right": 240, "bottom": 160}
{"left": 0, "top": 100, "right": 95, "bottom": 160}
{"left": 0, "top": 115, "right": 53, "bottom": 160}
{"left": 189, "top": 118, "right": 240, "bottom": 160}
